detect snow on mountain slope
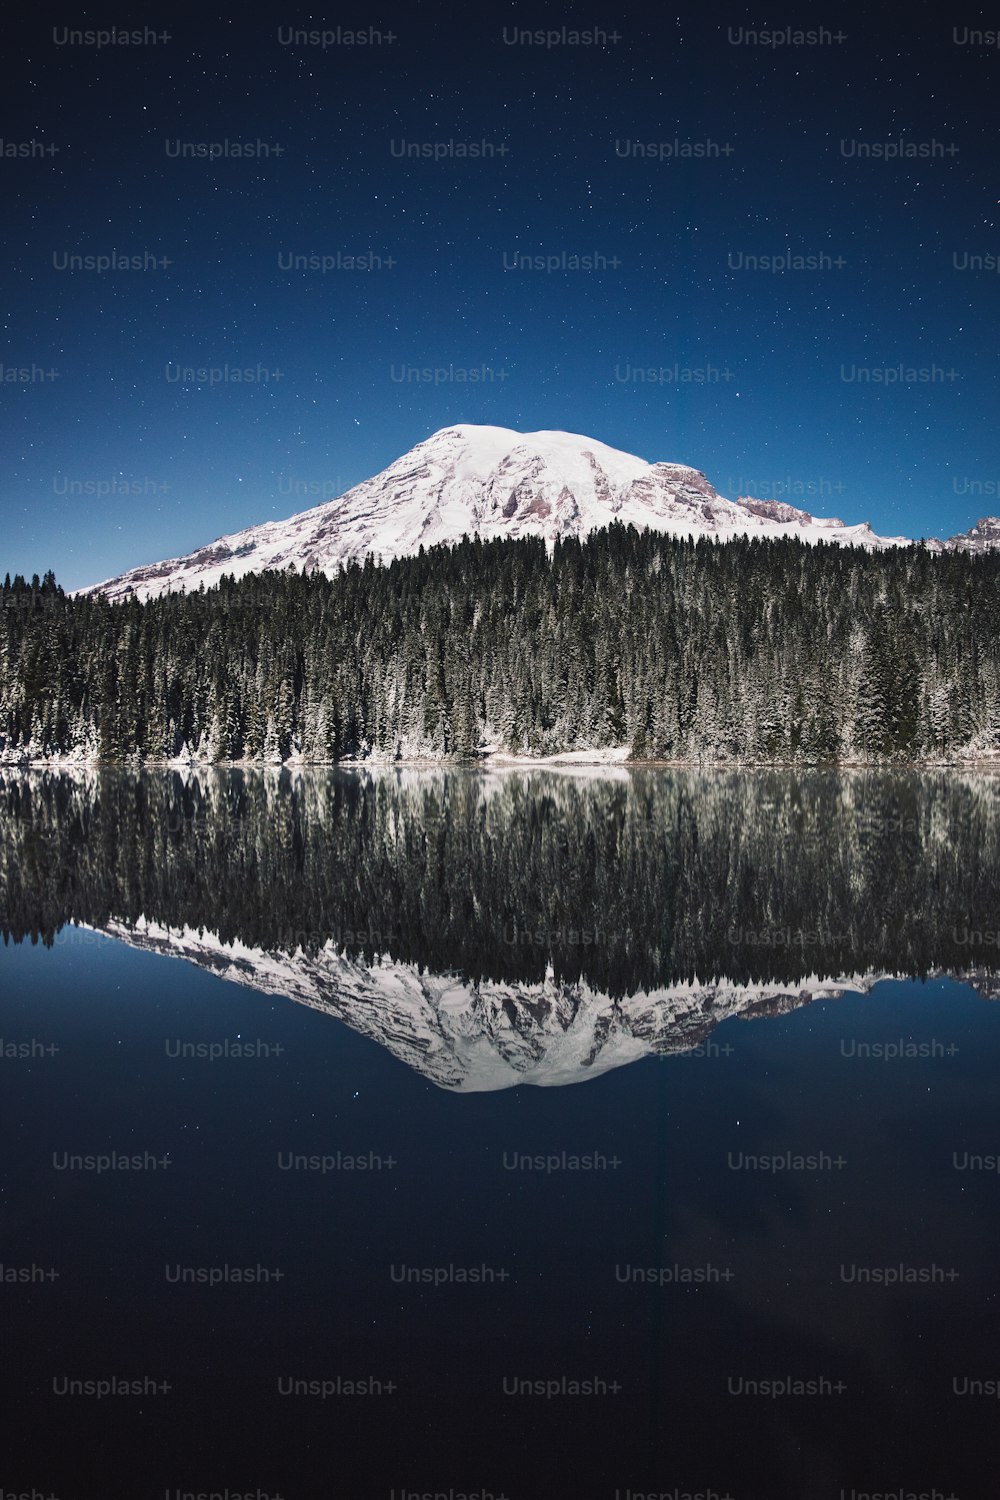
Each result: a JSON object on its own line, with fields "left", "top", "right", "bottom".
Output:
{"left": 77, "top": 425, "right": 915, "bottom": 603}
{"left": 938, "top": 516, "right": 1000, "bottom": 554}
{"left": 80, "top": 914, "right": 974, "bottom": 1091}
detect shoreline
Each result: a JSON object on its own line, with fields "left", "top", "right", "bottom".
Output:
{"left": 4, "top": 749, "right": 1000, "bottom": 772}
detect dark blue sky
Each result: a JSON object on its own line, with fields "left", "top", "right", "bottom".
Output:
{"left": 2, "top": 2, "right": 998, "bottom": 588}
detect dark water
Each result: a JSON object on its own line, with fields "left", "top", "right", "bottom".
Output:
{"left": 2, "top": 766, "right": 1000, "bottom": 1499}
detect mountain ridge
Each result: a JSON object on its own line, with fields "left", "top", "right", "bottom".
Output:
{"left": 75, "top": 424, "right": 996, "bottom": 603}
{"left": 85, "top": 916, "right": 1000, "bottom": 1090}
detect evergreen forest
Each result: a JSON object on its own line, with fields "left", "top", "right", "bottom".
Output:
{"left": 2, "top": 527, "right": 999, "bottom": 764}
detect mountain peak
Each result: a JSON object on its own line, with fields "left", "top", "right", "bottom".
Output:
{"left": 79, "top": 424, "right": 921, "bottom": 603}
{"left": 946, "top": 516, "right": 1000, "bottom": 551}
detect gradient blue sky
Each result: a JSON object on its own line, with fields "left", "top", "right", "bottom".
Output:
{"left": 2, "top": 2, "right": 998, "bottom": 588}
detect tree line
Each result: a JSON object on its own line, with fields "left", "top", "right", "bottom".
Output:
{"left": 2, "top": 766, "right": 999, "bottom": 992}
{"left": 2, "top": 527, "right": 999, "bottom": 764}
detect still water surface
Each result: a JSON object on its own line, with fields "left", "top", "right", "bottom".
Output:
{"left": 2, "top": 767, "right": 1000, "bottom": 1497}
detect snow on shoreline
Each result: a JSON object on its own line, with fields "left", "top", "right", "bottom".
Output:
{"left": 4, "top": 745, "right": 1000, "bottom": 773}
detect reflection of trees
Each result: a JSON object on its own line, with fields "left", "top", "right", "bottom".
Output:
{"left": 2, "top": 767, "right": 1000, "bottom": 994}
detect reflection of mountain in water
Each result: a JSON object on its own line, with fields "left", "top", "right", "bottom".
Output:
{"left": 93, "top": 914, "right": 895, "bottom": 1090}
{"left": 3, "top": 766, "right": 1000, "bottom": 1087}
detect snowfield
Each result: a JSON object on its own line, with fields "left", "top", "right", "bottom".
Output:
{"left": 76, "top": 423, "right": 930, "bottom": 604}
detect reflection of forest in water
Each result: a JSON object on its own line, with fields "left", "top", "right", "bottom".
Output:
{"left": 2, "top": 766, "right": 1000, "bottom": 993}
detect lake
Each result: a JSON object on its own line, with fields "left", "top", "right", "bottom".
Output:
{"left": 2, "top": 766, "right": 999, "bottom": 1498}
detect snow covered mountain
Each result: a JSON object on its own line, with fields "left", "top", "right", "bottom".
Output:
{"left": 936, "top": 516, "right": 1000, "bottom": 554}
{"left": 85, "top": 916, "right": 999, "bottom": 1091}
{"left": 90, "top": 915, "right": 872, "bottom": 1089}
{"left": 78, "top": 424, "right": 921, "bottom": 603}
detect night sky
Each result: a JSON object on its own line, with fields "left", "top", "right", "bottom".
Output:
{"left": 2, "top": 2, "right": 998, "bottom": 589}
